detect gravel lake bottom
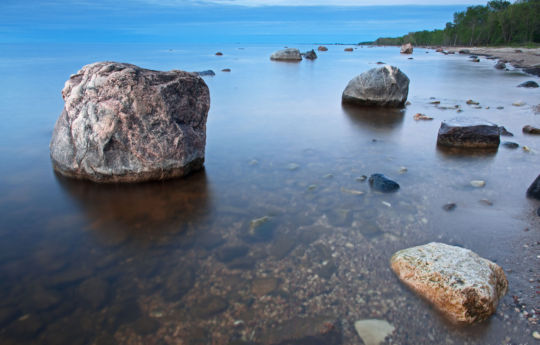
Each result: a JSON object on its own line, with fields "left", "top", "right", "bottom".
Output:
{"left": 0, "top": 43, "right": 538, "bottom": 345}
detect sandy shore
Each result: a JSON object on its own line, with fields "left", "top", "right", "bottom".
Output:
{"left": 436, "top": 46, "right": 540, "bottom": 76}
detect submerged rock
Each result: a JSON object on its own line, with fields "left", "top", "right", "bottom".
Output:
{"left": 437, "top": 117, "right": 500, "bottom": 149}
{"left": 369, "top": 174, "right": 400, "bottom": 193}
{"left": 50, "top": 62, "right": 210, "bottom": 183}
{"left": 261, "top": 316, "right": 342, "bottom": 345}
{"left": 270, "top": 48, "right": 302, "bottom": 61}
{"left": 342, "top": 66, "right": 410, "bottom": 107}
{"left": 354, "top": 319, "right": 395, "bottom": 345}
{"left": 303, "top": 49, "right": 318, "bottom": 60}
{"left": 242, "top": 216, "right": 275, "bottom": 242}
{"left": 390, "top": 242, "right": 508, "bottom": 323}
{"left": 518, "top": 80, "right": 539, "bottom": 88}
{"left": 400, "top": 43, "right": 413, "bottom": 54}
{"left": 527, "top": 174, "right": 540, "bottom": 200}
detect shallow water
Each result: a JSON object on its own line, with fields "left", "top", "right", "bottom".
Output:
{"left": 0, "top": 43, "right": 539, "bottom": 345}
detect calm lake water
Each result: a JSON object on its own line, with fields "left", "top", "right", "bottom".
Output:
{"left": 0, "top": 43, "right": 539, "bottom": 345}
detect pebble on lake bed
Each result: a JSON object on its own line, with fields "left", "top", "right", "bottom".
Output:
{"left": 414, "top": 113, "right": 433, "bottom": 121}
{"left": 354, "top": 319, "right": 395, "bottom": 345}
{"left": 470, "top": 180, "right": 486, "bottom": 188}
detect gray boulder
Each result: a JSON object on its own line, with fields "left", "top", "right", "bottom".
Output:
{"left": 518, "top": 80, "right": 539, "bottom": 88}
{"left": 270, "top": 48, "right": 302, "bottom": 61}
{"left": 437, "top": 117, "right": 500, "bottom": 148}
{"left": 50, "top": 62, "right": 210, "bottom": 183}
{"left": 302, "top": 49, "right": 317, "bottom": 60}
{"left": 400, "top": 43, "right": 413, "bottom": 54}
{"left": 494, "top": 61, "right": 506, "bottom": 70}
{"left": 342, "top": 65, "right": 410, "bottom": 107}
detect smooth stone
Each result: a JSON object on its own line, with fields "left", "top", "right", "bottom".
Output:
{"left": 191, "top": 296, "right": 228, "bottom": 317}
{"left": 502, "top": 141, "right": 519, "bottom": 149}
{"left": 391, "top": 242, "right": 508, "bottom": 323}
{"left": 369, "top": 174, "right": 400, "bottom": 193}
{"left": 466, "top": 99, "right": 479, "bottom": 105}
{"left": 342, "top": 65, "right": 409, "bottom": 107}
{"left": 354, "top": 319, "right": 395, "bottom": 345}
{"left": 215, "top": 52, "right": 223, "bottom": 56}
{"left": 523, "top": 125, "right": 540, "bottom": 135}
{"left": 437, "top": 117, "right": 500, "bottom": 148}
{"left": 400, "top": 43, "right": 413, "bottom": 54}
{"left": 50, "top": 62, "right": 209, "bottom": 183}
{"left": 270, "top": 48, "right": 302, "bottom": 61}
{"left": 518, "top": 81, "right": 539, "bottom": 88}
{"left": 221, "top": 68, "right": 231, "bottom": 72}
{"left": 344, "top": 47, "right": 354, "bottom": 52}
{"left": 526, "top": 174, "right": 540, "bottom": 200}
{"left": 470, "top": 180, "right": 486, "bottom": 188}
{"left": 512, "top": 101, "right": 526, "bottom": 106}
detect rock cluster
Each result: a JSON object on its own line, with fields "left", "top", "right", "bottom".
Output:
{"left": 391, "top": 242, "right": 508, "bottom": 323}
{"left": 50, "top": 62, "right": 210, "bottom": 183}
{"left": 342, "top": 66, "right": 410, "bottom": 107}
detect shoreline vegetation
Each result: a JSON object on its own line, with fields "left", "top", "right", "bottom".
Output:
{"left": 361, "top": 0, "right": 539, "bottom": 48}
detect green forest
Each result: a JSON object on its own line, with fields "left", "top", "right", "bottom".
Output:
{"left": 367, "top": 0, "right": 540, "bottom": 46}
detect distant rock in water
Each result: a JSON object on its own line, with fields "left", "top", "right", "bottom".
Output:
{"left": 523, "top": 125, "right": 540, "bottom": 135}
{"left": 498, "top": 126, "right": 513, "bottom": 136}
{"left": 494, "top": 61, "right": 506, "bottom": 70}
{"left": 302, "top": 49, "right": 317, "bottom": 60}
{"left": 369, "top": 174, "right": 400, "bottom": 193}
{"left": 400, "top": 43, "right": 413, "bottom": 54}
{"left": 194, "top": 70, "right": 215, "bottom": 76}
{"left": 518, "top": 80, "right": 539, "bottom": 88}
{"left": 437, "top": 117, "right": 500, "bottom": 149}
{"left": 50, "top": 62, "right": 210, "bottom": 183}
{"left": 528, "top": 175, "right": 540, "bottom": 200}
{"left": 317, "top": 46, "right": 328, "bottom": 51}
{"left": 391, "top": 242, "right": 508, "bottom": 324}
{"left": 270, "top": 48, "right": 302, "bottom": 61}
{"left": 342, "top": 65, "right": 410, "bottom": 107}
{"left": 501, "top": 141, "right": 519, "bottom": 149}
{"left": 459, "top": 49, "right": 470, "bottom": 54}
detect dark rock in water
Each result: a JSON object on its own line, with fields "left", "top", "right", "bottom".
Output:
{"left": 502, "top": 141, "right": 519, "bottom": 149}
{"left": 270, "top": 48, "right": 302, "bottom": 61}
{"left": 437, "top": 117, "right": 500, "bottom": 149}
{"left": 215, "top": 52, "right": 223, "bottom": 56}
{"left": 494, "top": 61, "right": 506, "bottom": 70}
{"left": 342, "top": 66, "right": 410, "bottom": 107}
{"left": 518, "top": 81, "right": 539, "bottom": 88}
{"left": 526, "top": 174, "right": 540, "bottom": 200}
{"left": 469, "top": 55, "right": 478, "bottom": 59}
{"left": 261, "top": 316, "right": 342, "bottom": 345}
{"left": 241, "top": 216, "right": 275, "bottom": 242}
{"left": 318, "top": 46, "right": 328, "bottom": 51}
{"left": 303, "top": 49, "right": 318, "bottom": 60}
{"left": 191, "top": 295, "right": 228, "bottom": 318}
{"left": 471, "top": 58, "right": 480, "bottom": 62}
{"left": 459, "top": 49, "right": 470, "bottom": 54}
{"left": 50, "top": 62, "right": 210, "bottom": 183}
{"left": 317, "top": 259, "right": 337, "bottom": 279}
{"left": 523, "top": 67, "right": 540, "bottom": 77}
{"left": 443, "top": 203, "right": 457, "bottom": 211}
{"left": 376, "top": 61, "right": 385, "bottom": 65}
{"left": 537, "top": 207, "right": 540, "bottom": 217}
{"left": 498, "top": 126, "right": 513, "bottom": 137}
{"left": 194, "top": 70, "right": 215, "bottom": 76}
{"left": 216, "top": 245, "right": 249, "bottom": 263}
{"left": 523, "top": 125, "right": 540, "bottom": 135}
{"left": 344, "top": 47, "right": 354, "bottom": 52}
{"left": 368, "top": 174, "right": 400, "bottom": 193}
{"left": 221, "top": 68, "right": 231, "bottom": 72}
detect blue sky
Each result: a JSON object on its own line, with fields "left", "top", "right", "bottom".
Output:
{"left": 0, "top": 0, "right": 488, "bottom": 44}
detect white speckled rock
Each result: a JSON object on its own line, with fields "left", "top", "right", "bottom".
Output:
{"left": 390, "top": 242, "right": 507, "bottom": 323}
{"left": 354, "top": 319, "right": 395, "bottom": 345}
{"left": 400, "top": 43, "right": 413, "bottom": 54}
{"left": 270, "top": 48, "right": 302, "bottom": 61}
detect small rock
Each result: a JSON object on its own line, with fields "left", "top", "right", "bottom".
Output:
{"left": 399, "top": 167, "right": 408, "bottom": 174}
{"left": 526, "top": 174, "right": 540, "bottom": 200}
{"left": 356, "top": 175, "right": 367, "bottom": 182}
{"left": 443, "top": 203, "right": 456, "bottom": 211}
{"left": 494, "top": 61, "right": 506, "bottom": 70}
{"left": 523, "top": 125, "right": 540, "bottom": 135}
{"left": 303, "top": 49, "right": 317, "bottom": 60}
{"left": 341, "top": 187, "right": 364, "bottom": 195}
{"left": 317, "top": 46, "right": 328, "bottom": 51}
{"left": 354, "top": 319, "right": 395, "bottom": 345}
{"left": 533, "top": 331, "right": 540, "bottom": 340}
{"left": 502, "top": 141, "right": 519, "bottom": 149}
{"left": 376, "top": 61, "right": 385, "bottom": 65}
{"left": 344, "top": 47, "right": 354, "bottom": 52}
{"left": 400, "top": 43, "right": 413, "bottom": 54}
{"left": 414, "top": 113, "right": 433, "bottom": 121}
{"left": 471, "top": 58, "right": 480, "bottom": 62}
{"left": 518, "top": 81, "right": 539, "bottom": 88}
{"left": 430, "top": 100, "right": 440, "bottom": 104}
{"left": 242, "top": 216, "right": 275, "bottom": 242}
{"left": 369, "top": 174, "right": 400, "bottom": 193}
{"left": 479, "top": 199, "right": 493, "bottom": 206}
{"left": 496, "top": 106, "right": 504, "bottom": 110}
{"left": 437, "top": 117, "right": 500, "bottom": 149}
{"left": 221, "top": 68, "right": 231, "bottom": 72}
{"left": 470, "top": 180, "right": 486, "bottom": 188}
{"left": 466, "top": 99, "right": 479, "bottom": 105}
{"left": 381, "top": 201, "right": 391, "bottom": 208}
{"left": 215, "top": 52, "right": 223, "bottom": 56}
{"left": 512, "top": 101, "right": 526, "bottom": 106}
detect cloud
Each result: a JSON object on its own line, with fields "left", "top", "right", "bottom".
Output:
{"left": 139, "top": 0, "right": 487, "bottom": 6}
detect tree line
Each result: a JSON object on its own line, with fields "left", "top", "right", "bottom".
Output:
{"left": 366, "top": 0, "right": 539, "bottom": 46}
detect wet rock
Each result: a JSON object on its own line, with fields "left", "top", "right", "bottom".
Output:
{"left": 470, "top": 180, "right": 486, "bottom": 188}
{"left": 518, "top": 81, "right": 539, "bottom": 88}
{"left": 523, "top": 125, "right": 540, "bottom": 135}
{"left": 494, "top": 61, "right": 506, "bottom": 70}
{"left": 442, "top": 203, "right": 457, "bottom": 211}
{"left": 262, "top": 316, "right": 342, "bottom": 345}
{"left": 318, "top": 46, "right": 328, "bottom": 51}
{"left": 50, "top": 62, "right": 210, "bottom": 183}
{"left": 251, "top": 277, "right": 278, "bottom": 297}
{"left": 163, "top": 266, "right": 195, "bottom": 301}
{"left": 242, "top": 216, "right": 275, "bottom": 242}
{"left": 466, "top": 99, "right": 479, "bottom": 105}
{"left": 471, "top": 58, "right": 480, "bottom": 62}
{"left": 369, "top": 174, "right": 400, "bottom": 193}
{"left": 221, "top": 68, "right": 231, "bottom": 72}
{"left": 342, "top": 66, "right": 409, "bottom": 107}
{"left": 194, "top": 70, "right": 215, "bottom": 76}
{"left": 215, "top": 52, "right": 223, "bottom": 56}
{"left": 354, "top": 319, "right": 395, "bottom": 345}
{"left": 344, "top": 48, "right": 354, "bottom": 52}
{"left": 526, "top": 174, "right": 540, "bottom": 200}
{"left": 216, "top": 245, "right": 249, "bottom": 263}
{"left": 131, "top": 315, "right": 160, "bottom": 335}
{"left": 356, "top": 175, "right": 367, "bottom": 182}
{"left": 414, "top": 113, "right": 433, "bottom": 121}
{"left": 302, "top": 49, "right": 317, "bottom": 60}
{"left": 77, "top": 277, "right": 109, "bottom": 309}
{"left": 400, "top": 43, "right": 413, "bottom": 54}
{"left": 498, "top": 126, "right": 513, "bottom": 137}
{"left": 270, "top": 48, "right": 302, "bottom": 61}
{"left": 459, "top": 49, "right": 470, "bottom": 54}
{"left": 502, "top": 141, "right": 519, "bottom": 149}
{"left": 191, "top": 295, "right": 228, "bottom": 318}
{"left": 436, "top": 117, "right": 500, "bottom": 149}
{"left": 390, "top": 242, "right": 508, "bottom": 323}
{"left": 479, "top": 199, "right": 493, "bottom": 206}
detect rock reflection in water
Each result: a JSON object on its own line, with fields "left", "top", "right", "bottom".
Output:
{"left": 341, "top": 104, "right": 405, "bottom": 132}
{"left": 435, "top": 145, "right": 498, "bottom": 159}
{"left": 54, "top": 170, "right": 212, "bottom": 246}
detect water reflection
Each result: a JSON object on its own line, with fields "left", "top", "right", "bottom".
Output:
{"left": 435, "top": 145, "right": 498, "bottom": 159}
{"left": 54, "top": 170, "right": 212, "bottom": 246}
{"left": 342, "top": 104, "right": 405, "bottom": 132}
